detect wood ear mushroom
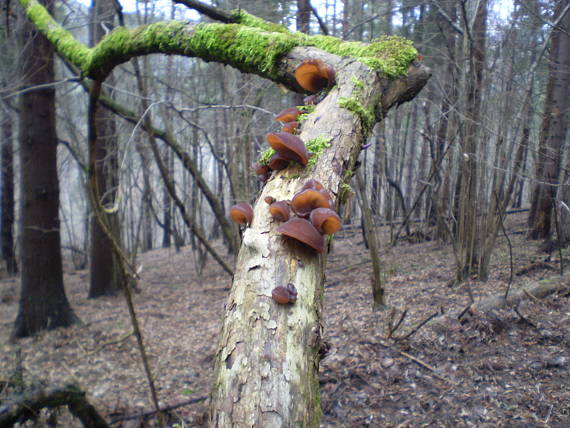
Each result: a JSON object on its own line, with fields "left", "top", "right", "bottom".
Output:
{"left": 229, "top": 203, "right": 253, "bottom": 225}
{"left": 272, "top": 283, "right": 298, "bottom": 304}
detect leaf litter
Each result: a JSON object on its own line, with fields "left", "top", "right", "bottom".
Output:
{"left": 0, "top": 211, "right": 568, "bottom": 426}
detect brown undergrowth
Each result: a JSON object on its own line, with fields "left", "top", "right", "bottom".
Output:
{"left": 1, "top": 212, "right": 568, "bottom": 426}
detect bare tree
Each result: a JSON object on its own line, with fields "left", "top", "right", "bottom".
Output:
{"left": 527, "top": 1, "right": 570, "bottom": 240}
{"left": 88, "top": 0, "right": 126, "bottom": 297}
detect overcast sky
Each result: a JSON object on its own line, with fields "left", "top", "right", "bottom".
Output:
{"left": 76, "top": 0, "right": 515, "bottom": 24}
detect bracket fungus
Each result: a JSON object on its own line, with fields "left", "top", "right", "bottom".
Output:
{"left": 229, "top": 202, "right": 253, "bottom": 226}
{"left": 294, "top": 58, "right": 336, "bottom": 93}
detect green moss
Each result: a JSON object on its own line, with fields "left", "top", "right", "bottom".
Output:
{"left": 298, "top": 104, "right": 316, "bottom": 113}
{"left": 22, "top": 0, "right": 91, "bottom": 71}
{"left": 338, "top": 96, "right": 375, "bottom": 133}
{"left": 258, "top": 147, "right": 276, "bottom": 165}
{"left": 339, "top": 183, "right": 353, "bottom": 204}
{"left": 258, "top": 134, "right": 330, "bottom": 168}
{"left": 305, "top": 135, "right": 332, "bottom": 167}
{"left": 297, "top": 104, "right": 316, "bottom": 123}
{"left": 21, "top": 0, "right": 417, "bottom": 81}
{"left": 186, "top": 23, "right": 298, "bottom": 79}
{"left": 304, "top": 34, "right": 417, "bottom": 77}
{"left": 350, "top": 76, "right": 365, "bottom": 90}
{"left": 232, "top": 10, "right": 289, "bottom": 34}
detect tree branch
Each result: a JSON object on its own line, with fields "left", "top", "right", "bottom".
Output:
{"left": 19, "top": 0, "right": 421, "bottom": 83}
{"left": 0, "top": 384, "right": 109, "bottom": 427}
{"left": 173, "top": 0, "right": 234, "bottom": 23}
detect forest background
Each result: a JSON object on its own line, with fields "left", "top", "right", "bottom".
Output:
{"left": 0, "top": 0, "right": 569, "bottom": 426}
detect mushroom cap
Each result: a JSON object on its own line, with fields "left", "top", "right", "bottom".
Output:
{"left": 268, "top": 153, "right": 290, "bottom": 170}
{"left": 310, "top": 208, "right": 342, "bottom": 234}
{"left": 254, "top": 162, "right": 269, "bottom": 176}
{"left": 271, "top": 284, "right": 297, "bottom": 304}
{"left": 291, "top": 188, "right": 331, "bottom": 218}
{"left": 304, "top": 94, "right": 318, "bottom": 105}
{"left": 269, "top": 201, "right": 290, "bottom": 222}
{"left": 229, "top": 202, "right": 253, "bottom": 225}
{"left": 282, "top": 121, "right": 300, "bottom": 134}
{"left": 301, "top": 179, "right": 325, "bottom": 191}
{"left": 294, "top": 59, "right": 336, "bottom": 93}
{"left": 264, "top": 196, "right": 275, "bottom": 205}
{"left": 277, "top": 218, "right": 325, "bottom": 253}
{"left": 275, "top": 107, "right": 301, "bottom": 123}
{"left": 266, "top": 132, "right": 308, "bottom": 167}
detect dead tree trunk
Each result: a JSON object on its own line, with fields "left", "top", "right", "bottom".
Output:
{"left": 209, "top": 51, "right": 429, "bottom": 425}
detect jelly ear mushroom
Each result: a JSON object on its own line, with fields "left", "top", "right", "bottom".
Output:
{"left": 304, "top": 94, "right": 318, "bottom": 105}
{"left": 291, "top": 188, "right": 331, "bottom": 218}
{"left": 301, "top": 179, "right": 324, "bottom": 191}
{"left": 253, "top": 163, "right": 270, "bottom": 181}
{"left": 229, "top": 203, "right": 253, "bottom": 225}
{"left": 272, "top": 283, "right": 298, "bottom": 304}
{"left": 269, "top": 201, "right": 290, "bottom": 222}
{"left": 310, "top": 208, "right": 342, "bottom": 235}
{"left": 275, "top": 107, "right": 301, "bottom": 123}
{"left": 282, "top": 121, "right": 300, "bottom": 134}
{"left": 268, "top": 152, "right": 290, "bottom": 170}
{"left": 294, "top": 59, "right": 336, "bottom": 93}
{"left": 277, "top": 218, "right": 325, "bottom": 253}
{"left": 266, "top": 132, "right": 309, "bottom": 167}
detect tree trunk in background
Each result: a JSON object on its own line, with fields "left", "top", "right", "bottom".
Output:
{"left": 296, "top": 0, "right": 310, "bottom": 33}
{"left": 527, "top": 1, "right": 570, "bottom": 240}
{"left": 1, "top": 110, "right": 18, "bottom": 274}
{"left": 138, "top": 56, "right": 155, "bottom": 253}
{"left": 370, "top": 0, "right": 393, "bottom": 216}
{"left": 12, "top": 0, "right": 77, "bottom": 338}
{"left": 88, "top": 0, "right": 125, "bottom": 297}
{"left": 455, "top": 0, "right": 487, "bottom": 281}
{"left": 162, "top": 147, "right": 172, "bottom": 248}
{"left": 545, "top": 2, "right": 570, "bottom": 245}
{"left": 356, "top": 170, "right": 386, "bottom": 310}
{"left": 430, "top": 0, "right": 458, "bottom": 240}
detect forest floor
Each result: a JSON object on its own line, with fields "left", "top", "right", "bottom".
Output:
{"left": 1, "top": 211, "right": 569, "bottom": 427}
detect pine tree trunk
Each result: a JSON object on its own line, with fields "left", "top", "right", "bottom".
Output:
{"left": 12, "top": 0, "right": 77, "bottom": 338}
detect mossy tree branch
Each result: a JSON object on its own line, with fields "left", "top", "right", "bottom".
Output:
{"left": 19, "top": 0, "right": 419, "bottom": 83}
